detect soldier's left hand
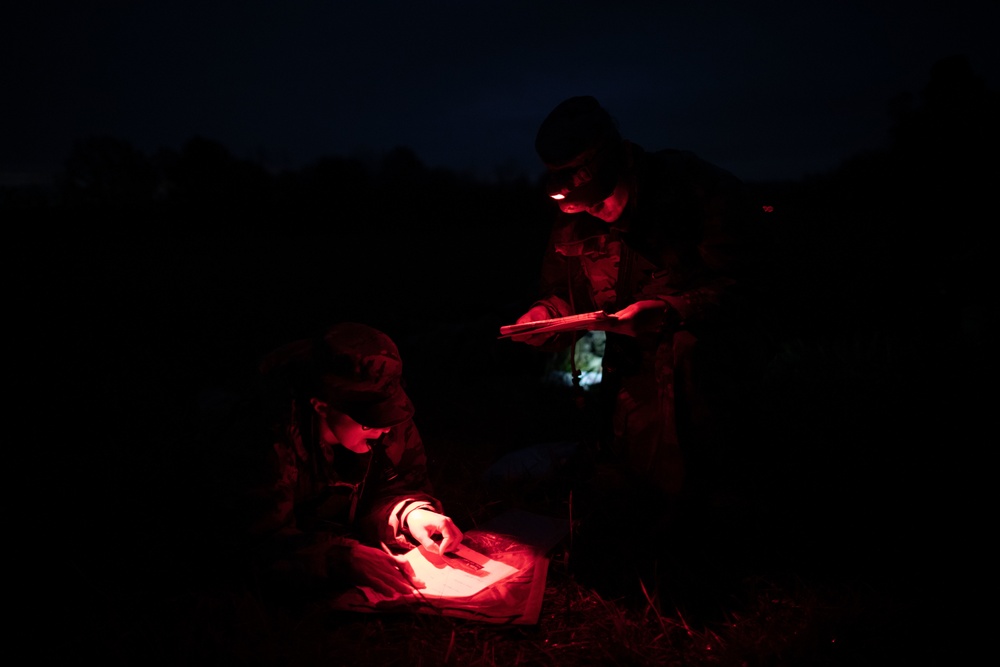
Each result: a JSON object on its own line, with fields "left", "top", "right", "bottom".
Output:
{"left": 608, "top": 299, "right": 670, "bottom": 336}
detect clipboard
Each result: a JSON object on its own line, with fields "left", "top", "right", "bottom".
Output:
{"left": 498, "top": 310, "right": 615, "bottom": 338}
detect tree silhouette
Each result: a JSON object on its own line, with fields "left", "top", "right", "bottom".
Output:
{"left": 59, "top": 135, "right": 156, "bottom": 209}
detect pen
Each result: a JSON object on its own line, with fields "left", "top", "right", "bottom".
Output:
{"left": 444, "top": 551, "right": 484, "bottom": 572}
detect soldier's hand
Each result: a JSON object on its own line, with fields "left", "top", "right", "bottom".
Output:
{"left": 406, "top": 508, "right": 464, "bottom": 554}
{"left": 330, "top": 541, "right": 426, "bottom": 596}
{"left": 607, "top": 299, "right": 670, "bottom": 337}
{"left": 510, "top": 304, "right": 557, "bottom": 346}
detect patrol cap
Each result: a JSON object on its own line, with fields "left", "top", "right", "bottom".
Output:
{"left": 259, "top": 322, "right": 414, "bottom": 429}
{"left": 316, "top": 322, "right": 415, "bottom": 428}
{"left": 535, "top": 95, "right": 625, "bottom": 207}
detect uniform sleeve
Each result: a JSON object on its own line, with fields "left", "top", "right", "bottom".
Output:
{"left": 638, "top": 152, "right": 765, "bottom": 327}
{"left": 527, "top": 215, "right": 603, "bottom": 351}
{"left": 232, "top": 435, "right": 350, "bottom": 582}
{"left": 355, "top": 418, "right": 446, "bottom": 552}
{"left": 536, "top": 213, "right": 605, "bottom": 313}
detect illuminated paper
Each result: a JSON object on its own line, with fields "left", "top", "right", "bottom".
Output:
{"left": 498, "top": 310, "right": 613, "bottom": 338}
{"left": 401, "top": 543, "right": 520, "bottom": 598}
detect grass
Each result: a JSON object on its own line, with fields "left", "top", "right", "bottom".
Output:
{"left": 58, "top": 493, "right": 926, "bottom": 667}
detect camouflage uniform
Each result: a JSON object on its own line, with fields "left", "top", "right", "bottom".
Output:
{"left": 530, "top": 143, "right": 768, "bottom": 501}
{"left": 212, "top": 323, "right": 444, "bottom": 594}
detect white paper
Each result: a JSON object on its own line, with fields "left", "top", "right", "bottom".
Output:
{"left": 400, "top": 543, "right": 520, "bottom": 598}
{"left": 498, "top": 310, "right": 613, "bottom": 338}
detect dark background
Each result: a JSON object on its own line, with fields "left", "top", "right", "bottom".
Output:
{"left": 5, "top": 1, "right": 998, "bottom": 186}
{"left": 6, "top": 5, "right": 993, "bottom": 661}
{"left": 17, "top": 46, "right": 990, "bottom": 585}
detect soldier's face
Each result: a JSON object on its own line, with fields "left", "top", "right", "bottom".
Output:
{"left": 558, "top": 180, "right": 629, "bottom": 222}
{"left": 311, "top": 399, "right": 391, "bottom": 453}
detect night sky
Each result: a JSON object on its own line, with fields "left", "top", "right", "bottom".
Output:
{"left": 5, "top": 0, "right": 998, "bottom": 186}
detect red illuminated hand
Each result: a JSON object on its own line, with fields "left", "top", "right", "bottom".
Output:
{"left": 332, "top": 541, "right": 426, "bottom": 595}
{"left": 607, "top": 299, "right": 670, "bottom": 337}
{"left": 406, "top": 508, "right": 464, "bottom": 554}
{"left": 510, "top": 305, "right": 557, "bottom": 346}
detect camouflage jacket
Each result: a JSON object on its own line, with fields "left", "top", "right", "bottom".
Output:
{"left": 213, "top": 390, "right": 441, "bottom": 584}
{"left": 531, "top": 143, "right": 768, "bottom": 345}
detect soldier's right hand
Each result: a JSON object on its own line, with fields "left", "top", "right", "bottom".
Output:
{"left": 330, "top": 542, "right": 426, "bottom": 596}
{"left": 510, "top": 305, "right": 557, "bottom": 346}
